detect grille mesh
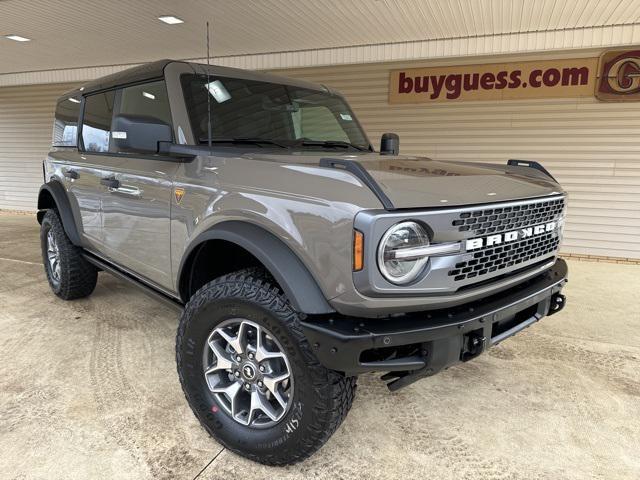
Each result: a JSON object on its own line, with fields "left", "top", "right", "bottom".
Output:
{"left": 447, "top": 197, "right": 565, "bottom": 283}
{"left": 452, "top": 197, "right": 565, "bottom": 237}
{"left": 448, "top": 232, "right": 560, "bottom": 282}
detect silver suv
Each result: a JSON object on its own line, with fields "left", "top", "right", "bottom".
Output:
{"left": 38, "top": 60, "right": 568, "bottom": 465}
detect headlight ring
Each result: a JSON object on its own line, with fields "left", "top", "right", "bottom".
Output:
{"left": 377, "top": 221, "right": 430, "bottom": 285}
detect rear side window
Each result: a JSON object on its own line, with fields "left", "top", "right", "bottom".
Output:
{"left": 82, "top": 91, "right": 115, "bottom": 152}
{"left": 52, "top": 97, "right": 81, "bottom": 147}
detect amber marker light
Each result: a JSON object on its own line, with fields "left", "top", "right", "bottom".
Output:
{"left": 353, "top": 230, "right": 364, "bottom": 271}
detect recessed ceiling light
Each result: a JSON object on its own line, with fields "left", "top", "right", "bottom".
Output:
{"left": 142, "top": 91, "right": 155, "bottom": 100}
{"left": 158, "top": 16, "right": 184, "bottom": 25}
{"left": 5, "top": 34, "right": 31, "bottom": 42}
{"left": 68, "top": 98, "right": 81, "bottom": 104}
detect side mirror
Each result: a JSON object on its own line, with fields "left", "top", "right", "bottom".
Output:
{"left": 380, "top": 133, "right": 400, "bottom": 156}
{"left": 111, "top": 114, "right": 172, "bottom": 154}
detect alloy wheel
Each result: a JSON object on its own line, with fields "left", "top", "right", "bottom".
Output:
{"left": 203, "top": 318, "right": 293, "bottom": 428}
{"left": 46, "top": 229, "right": 61, "bottom": 283}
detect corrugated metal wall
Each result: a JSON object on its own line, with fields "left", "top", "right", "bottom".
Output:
{"left": 0, "top": 83, "right": 78, "bottom": 211}
{"left": 271, "top": 53, "right": 640, "bottom": 259}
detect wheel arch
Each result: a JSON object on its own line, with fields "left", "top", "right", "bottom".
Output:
{"left": 177, "top": 221, "right": 334, "bottom": 315}
{"left": 37, "top": 181, "right": 83, "bottom": 246}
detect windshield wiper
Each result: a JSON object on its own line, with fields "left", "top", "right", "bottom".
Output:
{"left": 296, "top": 140, "right": 368, "bottom": 151}
{"left": 198, "top": 137, "right": 288, "bottom": 148}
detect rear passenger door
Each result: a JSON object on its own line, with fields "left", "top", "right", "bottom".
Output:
{"left": 61, "top": 92, "right": 114, "bottom": 247}
{"left": 98, "top": 81, "right": 178, "bottom": 291}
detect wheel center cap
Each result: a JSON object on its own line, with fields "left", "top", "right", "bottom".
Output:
{"left": 241, "top": 363, "right": 256, "bottom": 381}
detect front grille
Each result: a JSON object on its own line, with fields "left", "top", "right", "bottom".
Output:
{"left": 452, "top": 197, "right": 565, "bottom": 237}
{"left": 448, "top": 231, "right": 560, "bottom": 282}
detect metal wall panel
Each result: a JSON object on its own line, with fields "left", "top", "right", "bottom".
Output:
{"left": 271, "top": 54, "right": 640, "bottom": 259}
{"left": 0, "top": 83, "right": 79, "bottom": 211}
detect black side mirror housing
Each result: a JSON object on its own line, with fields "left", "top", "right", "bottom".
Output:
{"left": 380, "top": 133, "right": 400, "bottom": 155}
{"left": 111, "top": 114, "right": 173, "bottom": 154}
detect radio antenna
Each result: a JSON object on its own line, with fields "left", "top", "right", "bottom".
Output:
{"left": 206, "top": 21, "right": 212, "bottom": 152}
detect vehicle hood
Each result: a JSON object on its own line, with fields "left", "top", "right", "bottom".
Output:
{"left": 244, "top": 151, "right": 564, "bottom": 209}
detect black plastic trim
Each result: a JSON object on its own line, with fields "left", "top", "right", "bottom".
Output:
{"left": 301, "top": 259, "right": 568, "bottom": 382}
{"left": 319, "top": 157, "right": 395, "bottom": 210}
{"left": 507, "top": 159, "right": 558, "bottom": 182}
{"left": 177, "top": 221, "right": 334, "bottom": 314}
{"left": 37, "top": 181, "right": 83, "bottom": 246}
{"left": 83, "top": 252, "right": 184, "bottom": 312}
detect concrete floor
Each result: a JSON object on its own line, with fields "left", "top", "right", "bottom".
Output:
{"left": 0, "top": 213, "right": 638, "bottom": 480}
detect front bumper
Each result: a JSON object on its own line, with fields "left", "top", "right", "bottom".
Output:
{"left": 301, "top": 258, "right": 568, "bottom": 390}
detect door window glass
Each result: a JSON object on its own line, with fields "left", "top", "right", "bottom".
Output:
{"left": 118, "top": 80, "right": 173, "bottom": 126}
{"left": 82, "top": 91, "right": 115, "bottom": 152}
{"left": 52, "top": 96, "right": 81, "bottom": 146}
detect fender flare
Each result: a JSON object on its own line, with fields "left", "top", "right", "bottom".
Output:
{"left": 37, "top": 181, "right": 83, "bottom": 246}
{"left": 178, "top": 221, "right": 334, "bottom": 315}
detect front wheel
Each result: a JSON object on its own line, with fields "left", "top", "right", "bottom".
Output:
{"left": 176, "top": 269, "right": 357, "bottom": 465}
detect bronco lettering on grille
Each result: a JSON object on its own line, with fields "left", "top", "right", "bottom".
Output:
{"left": 466, "top": 221, "right": 558, "bottom": 251}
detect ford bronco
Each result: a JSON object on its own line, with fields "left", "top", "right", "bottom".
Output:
{"left": 38, "top": 60, "right": 567, "bottom": 465}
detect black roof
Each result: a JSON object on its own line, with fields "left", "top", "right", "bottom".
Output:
{"left": 80, "top": 59, "right": 179, "bottom": 95}
{"left": 60, "top": 58, "right": 329, "bottom": 100}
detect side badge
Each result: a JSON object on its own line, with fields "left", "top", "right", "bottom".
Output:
{"left": 174, "top": 187, "right": 185, "bottom": 205}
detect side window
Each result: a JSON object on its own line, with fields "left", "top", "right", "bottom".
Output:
{"left": 294, "top": 106, "right": 349, "bottom": 142}
{"left": 82, "top": 91, "right": 115, "bottom": 152}
{"left": 118, "top": 81, "right": 172, "bottom": 126}
{"left": 52, "top": 97, "right": 81, "bottom": 147}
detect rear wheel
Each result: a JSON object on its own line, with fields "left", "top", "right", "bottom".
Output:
{"left": 40, "top": 209, "right": 97, "bottom": 300}
{"left": 176, "top": 268, "right": 357, "bottom": 465}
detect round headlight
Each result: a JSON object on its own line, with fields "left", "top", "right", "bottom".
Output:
{"left": 377, "top": 221, "right": 430, "bottom": 284}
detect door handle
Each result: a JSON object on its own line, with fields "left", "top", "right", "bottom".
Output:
{"left": 109, "top": 185, "right": 143, "bottom": 198}
{"left": 63, "top": 170, "right": 78, "bottom": 180}
{"left": 100, "top": 177, "right": 120, "bottom": 188}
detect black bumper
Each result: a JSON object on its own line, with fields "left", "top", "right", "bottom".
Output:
{"left": 301, "top": 259, "right": 568, "bottom": 390}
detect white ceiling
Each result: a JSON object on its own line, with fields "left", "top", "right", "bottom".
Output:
{"left": 1, "top": 0, "right": 640, "bottom": 75}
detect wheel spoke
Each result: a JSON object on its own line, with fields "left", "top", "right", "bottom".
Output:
{"left": 211, "top": 381, "right": 242, "bottom": 416}
{"left": 216, "top": 323, "right": 245, "bottom": 354}
{"left": 205, "top": 340, "right": 234, "bottom": 374}
{"left": 262, "top": 373, "right": 289, "bottom": 408}
{"left": 255, "top": 329, "right": 286, "bottom": 363}
{"left": 249, "top": 389, "right": 278, "bottom": 423}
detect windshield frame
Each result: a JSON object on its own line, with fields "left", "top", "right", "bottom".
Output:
{"left": 180, "top": 72, "right": 373, "bottom": 152}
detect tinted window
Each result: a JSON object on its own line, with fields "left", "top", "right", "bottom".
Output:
{"left": 294, "top": 105, "right": 349, "bottom": 142}
{"left": 52, "top": 97, "right": 81, "bottom": 147}
{"left": 82, "top": 91, "right": 115, "bottom": 152}
{"left": 181, "top": 74, "right": 368, "bottom": 149}
{"left": 119, "top": 80, "right": 172, "bottom": 126}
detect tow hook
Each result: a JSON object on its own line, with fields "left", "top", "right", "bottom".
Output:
{"left": 461, "top": 330, "right": 486, "bottom": 362}
{"left": 547, "top": 293, "right": 566, "bottom": 316}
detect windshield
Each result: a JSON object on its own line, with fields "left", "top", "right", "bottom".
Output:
{"left": 181, "top": 74, "right": 370, "bottom": 150}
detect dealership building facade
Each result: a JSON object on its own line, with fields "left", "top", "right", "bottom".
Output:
{"left": 1, "top": 23, "right": 639, "bottom": 261}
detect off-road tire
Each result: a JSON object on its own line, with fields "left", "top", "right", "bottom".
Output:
{"left": 40, "top": 209, "right": 97, "bottom": 300}
{"left": 176, "top": 268, "right": 357, "bottom": 465}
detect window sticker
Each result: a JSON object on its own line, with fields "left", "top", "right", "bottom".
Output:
{"left": 340, "top": 113, "right": 353, "bottom": 121}
{"left": 206, "top": 80, "right": 231, "bottom": 103}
